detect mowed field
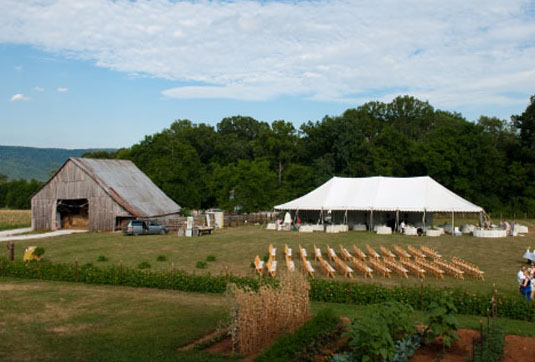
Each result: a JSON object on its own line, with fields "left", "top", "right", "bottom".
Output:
{"left": 4, "top": 221, "right": 535, "bottom": 297}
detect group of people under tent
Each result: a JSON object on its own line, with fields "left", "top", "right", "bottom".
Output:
{"left": 517, "top": 264, "right": 535, "bottom": 300}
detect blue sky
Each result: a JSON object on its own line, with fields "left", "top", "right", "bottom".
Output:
{"left": 1, "top": 0, "right": 535, "bottom": 149}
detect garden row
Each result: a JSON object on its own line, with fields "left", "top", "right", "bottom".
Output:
{"left": 1, "top": 257, "right": 533, "bottom": 321}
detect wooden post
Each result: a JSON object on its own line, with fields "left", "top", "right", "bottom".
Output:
{"left": 6, "top": 241, "right": 15, "bottom": 261}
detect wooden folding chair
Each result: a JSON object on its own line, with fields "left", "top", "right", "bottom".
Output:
{"left": 326, "top": 245, "right": 337, "bottom": 262}
{"left": 393, "top": 244, "right": 411, "bottom": 259}
{"left": 299, "top": 244, "right": 308, "bottom": 259}
{"left": 433, "top": 258, "right": 464, "bottom": 279}
{"left": 366, "top": 245, "right": 381, "bottom": 260}
{"left": 303, "top": 258, "right": 315, "bottom": 278}
{"left": 284, "top": 244, "right": 292, "bottom": 259}
{"left": 285, "top": 255, "right": 295, "bottom": 272}
{"left": 314, "top": 244, "right": 322, "bottom": 261}
{"left": 352, "top": 245, "right": 367, "bottom": 260}
{"left": 383, "top": 258, "right": 408, "bottom": 278}
{"left": 319, "top": 258, "right": 336, "bottom": 278}
{"left": 254, "top": 255, "right": 264, "bottom": 276}
{"left": 339, "top": 245, "right": 353, "bottom": 261}
{"left": 380, "top": 246, "right": 396, "bottom": 259}
{"left": 399, "top": 258, "right": 426, "bottom": 279}
{"left": 414, "top": 257, "right": 444, "bottom": 279}
{"left": 334, "top": 257, "right": 354, "bottom": 278}
{"left": 420, "top": 246, "right": 441, "bottom": 259}
{"left": 369, "top": 258, "right": 391, "bottom": 278}
{"left": 266, "top": 257, "right": 277, "bottom": 278}
{"left": 269, "top": 244, "right": 277, "bottom": 258}
{"left": 407, "top": 245, "right": 426, "bottom": 259}
{"left": 350, "top": 258, "right": 373, "bottom": 278}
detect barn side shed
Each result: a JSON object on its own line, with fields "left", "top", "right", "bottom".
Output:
{"left": 31, "top": 158, "right": 181, "bottom": 231}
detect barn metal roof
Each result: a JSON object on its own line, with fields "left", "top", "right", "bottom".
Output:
{"left": 70, "top": 157, "right": 181, "bottom": 217}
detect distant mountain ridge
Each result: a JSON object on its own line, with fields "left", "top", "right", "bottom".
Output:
{"left": 0, "top": 145, "right": 117, "bottom": 181}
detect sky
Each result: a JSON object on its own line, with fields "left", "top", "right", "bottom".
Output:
{"left": 1, "top": 0, "right": 535, "bottom": 149}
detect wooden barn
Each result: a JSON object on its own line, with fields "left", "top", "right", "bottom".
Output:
{"left": 31, "top": 158, "right": 181, "bottom": 231}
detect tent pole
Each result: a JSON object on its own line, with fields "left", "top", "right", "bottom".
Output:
{"left": 479, "top": 211, "right": 483, "bottom": 227}
{"left": 370, "top": 209, "right": 374, "bottom": 232}
{"left": 422, "top": 210, "right": 426, "bottom": 231}
{"left": 451, "top": 211, "right": 455, "bottom": 236}
{"left": 344, "top": 210, "right": 348, "bottom": 225}
{"left": 395, "top": 210, "right": 399, "bottom": 232}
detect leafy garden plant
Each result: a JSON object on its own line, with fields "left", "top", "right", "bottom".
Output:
{"left": 423, "top": 291, "right": 459, "bottom": 351}
{"left": 196, "top": 261, "right": 207, "bottom": 269}
{"left": 137, "top": 261, "right": 151, "bottom": 269}
{"left": 156, "top": 255, "right": 167, "bottom": 262}
{"left": 97, "top": 255, "right": 108, "bottom": 262}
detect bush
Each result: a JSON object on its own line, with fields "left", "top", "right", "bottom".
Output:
{"left": 255, "top": 308, "right": 339, "bottom": 362}
{"left": 156, "top": 255, "right": 167, "bottom": 262}
{"left": 33, "top": 247, "right": 45, "bottom": 257}
{"left": 196, "top": 261, "right": 207, "bottom": 269}
{"left": 137, "top": 261, "right": 151, "bottom": 270}
{"left": 206, "top": 255, "right": 216, "bottom": 262}
{"left": 97, "top": 255, "right": 108, "bottom": 262}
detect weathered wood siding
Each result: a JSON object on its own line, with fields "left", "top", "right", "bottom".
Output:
{"left": 31, "top": 161, "right": 130, "bottom": 231}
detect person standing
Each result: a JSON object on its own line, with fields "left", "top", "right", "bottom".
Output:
{"left": 522, "top": 270, "right": 532, "bottom": 300}
{"left": 518, "top": 266, "right": 527, "bottom": 294}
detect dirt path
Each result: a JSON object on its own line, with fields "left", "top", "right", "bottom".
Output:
{"left": 0, "top": 229, "right": 87, "bottom": 242}
{"left": 410, "top": 329, "right": 535, "bottom": 362}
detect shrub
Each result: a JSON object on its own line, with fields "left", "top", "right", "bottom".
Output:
{"left": 206, "top": 255, "right": 216, "bottom": 262}
{"left": 156, "top": 255, "right": 167, "bottom": 262}
{"left": 137, "top": 261, "right": 151, "bottom": 270}
{"left": 196, "top": 261, "right": 207, "bottom": 269}
{"left": 33, "top": 247, "right": 45, "bottom": 257}
{"left": 97, "top": 255, "right": 108, "bottom": 262}
{"left": 231, "top": 272, "right": 310, "bottom": 356}
{"left": 254, "top": 308, "right": 338, "bottom": 362}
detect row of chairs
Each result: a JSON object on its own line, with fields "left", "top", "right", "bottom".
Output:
{"left": 256, "top": 244, "right": 482, "bottom": 281}
{"left": 451, "top": 256, "right": 485, "bottom": 280}
{"left": 414, "top": 257, "right": 445, "bottom": 279}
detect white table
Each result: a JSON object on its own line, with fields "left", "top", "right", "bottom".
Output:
{"left": 376, "top": 226, "right": 392, "bottom": 235}
{"left": 473, "top": 228, "right": 507, "bottom": 238}
{"left": 426, "top": 229, "right": 442, "bottom": 237}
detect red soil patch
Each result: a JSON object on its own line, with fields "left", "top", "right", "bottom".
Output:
{"left": 410, "top": 329, "right": 535, "bottom": 362}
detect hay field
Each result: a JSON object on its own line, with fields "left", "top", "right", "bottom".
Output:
{"left": 0, "top": 209, "right": 31, "bottom": 231}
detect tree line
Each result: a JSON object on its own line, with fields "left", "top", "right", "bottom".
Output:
{"left": 1, "top": 95, "right": 533, "bottom": 215}
{"left": 82, "top": 95, "right": 535, "bottom": 216}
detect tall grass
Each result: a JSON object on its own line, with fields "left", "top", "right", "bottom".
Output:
{"left": 0, "top": 209, "right": 31, "bottom": 230}
{"left": 228, "top": 271, "right": 310, "bottom": 355}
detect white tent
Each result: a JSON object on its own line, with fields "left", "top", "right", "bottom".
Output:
{"left": 274, "top": 176, "right": 483, "bottom": 213}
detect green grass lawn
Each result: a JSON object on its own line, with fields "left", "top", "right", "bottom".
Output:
{"left": 4, "top": 223, "right": 535, "bottom": 297}
{"left": 0, "top": 277, "right": 238, "bottom": 362}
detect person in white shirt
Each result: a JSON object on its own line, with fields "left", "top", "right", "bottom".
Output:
{"left": 399, "top": 220, "right": 406, "bottom": 234}
{"left": 518, "top": 266, "right": 527, "bottom": 293}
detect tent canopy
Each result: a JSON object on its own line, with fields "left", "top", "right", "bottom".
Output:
{"left": 274, "top": 176, "right": 483, "bottom": 213}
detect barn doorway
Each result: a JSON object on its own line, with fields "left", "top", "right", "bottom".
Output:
{"left": 57, "top": 199, "right": 89, "bottom": 230}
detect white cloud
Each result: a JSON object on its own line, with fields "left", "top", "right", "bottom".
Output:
{"left": 56, "top": 87, "right": 68, "bottom": 92}
{"left": 0, "top": 0, "right": 534, "bottom": 110}
{"left": 15, "top": 65, "right": 22, "bottom": 71}
{"left": 10, "top": 93, "right": 30, "bottom": 102}
{"left": 33, "top": 86, "right": 44, "bottom": 92}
